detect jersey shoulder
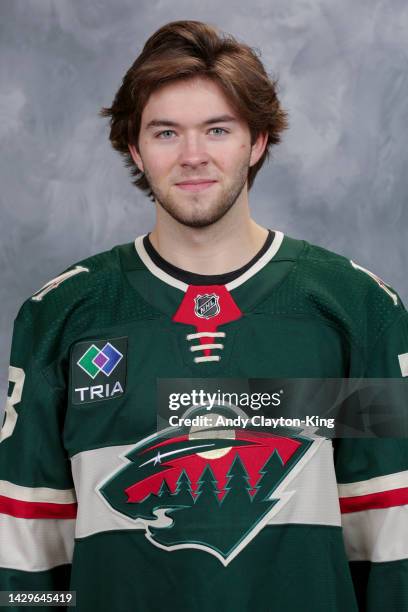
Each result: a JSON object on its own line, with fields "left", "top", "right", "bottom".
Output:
{"left": 13, "top": 242, "right": 158, "bottom": 362}
{"left": 301, "top": 239, "right": 402, "bottom": 307}
{"left": 298, "top": 239, "right": 405, "bottom": 344}
{"left": 255, "top": 235, "right": 406, "bottom": 362}
{"left": 20, "top": 244, "right": 121, "bottom": 315}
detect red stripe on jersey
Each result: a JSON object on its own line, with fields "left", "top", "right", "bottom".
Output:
{"left": 0, "top": 494, "right": 77, "bottom": 519}
{"left": 340, "top": 487, "right": 408, "bottom": 514}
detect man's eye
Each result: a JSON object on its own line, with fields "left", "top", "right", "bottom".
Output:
{"left": 156, "top": 130, "right": 175, "bottom": 139}
{"left": 209, "top": 127, "right": 229, "bottom": 135}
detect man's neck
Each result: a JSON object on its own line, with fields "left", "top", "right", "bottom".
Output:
{"left": 148, "top": 207, "right": 269, "bottom": 276}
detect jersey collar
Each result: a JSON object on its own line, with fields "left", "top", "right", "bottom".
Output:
{"left": 134, "top": 230, "right": 285, "bottom": 292}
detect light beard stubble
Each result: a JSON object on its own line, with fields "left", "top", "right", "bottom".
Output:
{"left": 143, "top": 156, "right": 251, "bottom": 229}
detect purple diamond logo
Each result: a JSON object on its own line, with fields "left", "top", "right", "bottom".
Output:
{"left": 99, "top": 343, "right": 123, "bottom": 376}
{"left": 93, "top": 352, "right": 109, "bottom": 369}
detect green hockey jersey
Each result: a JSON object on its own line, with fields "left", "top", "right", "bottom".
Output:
{"left": 1, "top": 230, "right": 407, "bottom": 611}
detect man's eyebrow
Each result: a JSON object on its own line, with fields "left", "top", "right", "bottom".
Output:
{"left": 145, "top": 115, "right": 238, "bottom": 130}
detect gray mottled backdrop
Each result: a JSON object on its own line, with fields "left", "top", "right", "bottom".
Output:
{"left": 1, "top": 0, "right": 407, "bottom": 412}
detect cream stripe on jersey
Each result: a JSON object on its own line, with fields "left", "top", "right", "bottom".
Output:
{"left": 134, "top": 230, "right": 285, "bottom": 292}
{"left": 338, "top": 470, "right": 408, "bottom": 498}
{"left": 226, "top": 230, "right": 284, "bottom": 291}
{"left": 342, "top": 506, "right": 408, "bottom": 562}
{"left": 134, "top": 236, "right": 187, "bottom": 291}
{"left": 0, "top": 480, "right": 77, "bottom": 504}
{"left": 0, "top": 516, "right": 75, "bottom": 571}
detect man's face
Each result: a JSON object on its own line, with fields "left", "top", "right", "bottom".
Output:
{"left": 128, "top": 77, "right": 266, "bottom": 228}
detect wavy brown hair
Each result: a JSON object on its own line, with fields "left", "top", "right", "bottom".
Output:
{"left": 99, "top": 20, "right": 289, "bottom": 201}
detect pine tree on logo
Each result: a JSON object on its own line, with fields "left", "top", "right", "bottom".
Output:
{"left": 173, "top": 470, "right": 195, "bottom": 507}
{"left": 194, "top": 464, "right": 222, "bottom": 506}
{"left": 157, "top": 479, "right": 172, "bottom": 499}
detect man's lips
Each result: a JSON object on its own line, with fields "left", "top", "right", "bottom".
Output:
{"left": 175, "top": 180, "right": 218, "bottom": 192}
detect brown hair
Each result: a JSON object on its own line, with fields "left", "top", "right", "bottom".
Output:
{"left": 99, "top": 20, "right": 289, "bottom": 201}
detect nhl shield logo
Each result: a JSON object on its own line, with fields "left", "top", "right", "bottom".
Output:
{"left": 194, "top": 293, "right": 220, "bottom": 319}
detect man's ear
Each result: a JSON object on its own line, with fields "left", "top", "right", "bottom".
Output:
{"left": 249, "top": 131, "right": 269, "bottom": 168}
{"left": 128, "top": 144, "right": 144, "bottom": 173}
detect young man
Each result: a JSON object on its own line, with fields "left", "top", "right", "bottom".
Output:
{"left": 1, "top": 20, "right": 407, "bottom": 612}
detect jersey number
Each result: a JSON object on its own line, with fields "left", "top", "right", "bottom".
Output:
{"left": 31, "top": 265, "right": 89, "bottom": 302}
{"left": 0, "top": 366, "right": 25, "bottom": 443}
{"left": 350, "top": 260, "right": 398, "bottom": 305}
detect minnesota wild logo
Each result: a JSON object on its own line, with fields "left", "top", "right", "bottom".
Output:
{"left": 98, "top": 406, "right": 314, "bottom": 566}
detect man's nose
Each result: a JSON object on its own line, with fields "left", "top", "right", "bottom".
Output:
{"left": 178, "top": 134, "right": 209, "bottom": 168}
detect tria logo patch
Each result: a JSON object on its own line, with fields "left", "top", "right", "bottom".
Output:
{"left": 97, "top": 404, "right": 315, "bottom": 566}
{"left": 71, "top": 337, "right": 127, "bottom": 404}
{"left": 77, "top": 343, "right": 123, "bottom": 379}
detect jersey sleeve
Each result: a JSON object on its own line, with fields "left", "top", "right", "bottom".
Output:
{"left": 335, "top": 309, "right": 408, "bottom": 611}
{"left": 0, "top": 301, "right": 76, "bottom": 597}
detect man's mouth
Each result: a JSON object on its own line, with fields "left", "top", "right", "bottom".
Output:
{"left": 175, "top": 180, "right": 218, "bottom": 192}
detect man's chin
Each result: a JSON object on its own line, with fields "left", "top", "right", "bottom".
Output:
{"left": 153, "top": 194, "right": 229, "bottom": 227}
{"left": 181, "top": 219, "right": 220, "bottom": 229}
{"left": 167, "top": 211, "right": 227, "bottom": 229}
